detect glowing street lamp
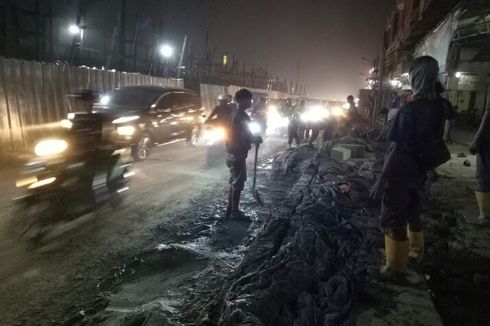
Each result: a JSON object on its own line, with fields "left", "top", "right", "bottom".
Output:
{"left": 159, "top": 44, "right": 174, "bottom": 58}
{"left": 68, "top": 24, "right": 81, "bottom": 34}
{"left": 68, "top": 24, "right": 87, "bottom": 47}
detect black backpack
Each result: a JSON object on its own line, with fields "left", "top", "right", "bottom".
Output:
{"left": 411, "top": 99, "right": 451, "bottom": 171}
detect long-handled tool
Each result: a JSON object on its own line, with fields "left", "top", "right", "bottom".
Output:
{"left": 252, "top": 143, "right": 264, "bottom": 206}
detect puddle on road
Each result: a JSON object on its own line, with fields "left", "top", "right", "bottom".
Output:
{"left": 75, "top": 154, "right": 292, "bottom": 325}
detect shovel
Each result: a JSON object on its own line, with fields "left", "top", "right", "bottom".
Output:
{"left": 252, "top": 143, "right": 264, "bottom": 206}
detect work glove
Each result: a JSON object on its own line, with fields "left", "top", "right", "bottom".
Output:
{"left": 469, "top": 141, "right": 479, "bottom": 155}
{"left": 444, "top": 137, "right": 453, "bottom": 145}
{"left": 369, "top": 178, "right": 386, "bottom": 201}
{"left": 254, "top": 136, "right": 263, "bottom": 145}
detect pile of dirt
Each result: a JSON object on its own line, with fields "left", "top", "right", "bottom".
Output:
{"left": 69, "top": 139, "right": 490, "bottom": 326}
{"left": 205, "top": 145, "right": 386, "bottom": 325}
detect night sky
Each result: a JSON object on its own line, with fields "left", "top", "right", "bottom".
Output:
{"left": 21, "top": 0, "right": 393, "bottom": 99}
{"left": 206, "top": 0, "right": 393, "bottom": 99}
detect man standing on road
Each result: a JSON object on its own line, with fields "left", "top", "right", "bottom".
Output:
{"left": 347, "top": 95, "right": 359, "bottom": 120}
{"left": 225, "top": 89, "right": 262, "bottom": 218}
{"left": 297, "top": 99, "right": 308, "bottom": 141}
{"left": 287, "top": 104, "right": 302, "bottom": 148}
{"left": 470, "top": 93, "right": 490, "bottom": 223}
{"left": 370, "top": 56, "right": 453, "bottom": 276}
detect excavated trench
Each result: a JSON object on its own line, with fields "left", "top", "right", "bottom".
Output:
{"left": 69, "top": 139, "right": 490, "bottom": 325}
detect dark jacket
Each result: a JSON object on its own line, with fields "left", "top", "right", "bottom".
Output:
{"left": 226, "top": 109, "right": 253, "bottom": 157}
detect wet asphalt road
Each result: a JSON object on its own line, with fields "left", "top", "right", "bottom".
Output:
{"left": 0, "top": 137, "right": 284, "bottom": 325}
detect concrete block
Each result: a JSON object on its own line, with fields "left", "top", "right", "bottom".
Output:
{"left": 331, "top": 146, "right": 351, "bottom": 161}
{"left": 341, "top": 144, "right": 366, "bottom": 158}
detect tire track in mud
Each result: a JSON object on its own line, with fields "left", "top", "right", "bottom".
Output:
{"left": 63, "top": 152, "right": 296, "bottom": 325}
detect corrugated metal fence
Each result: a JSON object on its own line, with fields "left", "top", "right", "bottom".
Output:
{"left": 0, "top": 57, "right": 183, "bottom": 152}
{"left": 0, "top": 58, "right": 291, "bottom": 154}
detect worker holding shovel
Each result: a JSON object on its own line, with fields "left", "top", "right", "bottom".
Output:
{"left": 225, "top": 89, "right": 263, "bottom": 219}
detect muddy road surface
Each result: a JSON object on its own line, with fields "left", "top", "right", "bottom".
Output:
{"left": 0, "top": 137, "right": 285, "bottom": 325}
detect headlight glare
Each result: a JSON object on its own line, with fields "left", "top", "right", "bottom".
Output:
{"left": 117, "top": 126, "right": 136, "bottom": 136}
{"left": 249, "top": 122, "right": 262, "bottom": 135}
{"left": 113, "top": 116, "right": 140, "bottom": 124}
{"left": 34, "top": 139, "right": 68, "bottom": 157}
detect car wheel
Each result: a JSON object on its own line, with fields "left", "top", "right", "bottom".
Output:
{"left": 187, "top": 126, "right": 200, "bottom": 146}
{"left": 132, "top": 135, "right": 151, "bottom": 161}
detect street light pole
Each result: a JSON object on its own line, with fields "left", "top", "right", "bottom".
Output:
{"left": 159, "top": 44, "right": 174, "bottom": 78}
{"left": 177, "top": 35, "right": 187, "bottom": 79}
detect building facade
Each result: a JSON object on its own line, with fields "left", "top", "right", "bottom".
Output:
{"left": 382, "top": 0, "right": 490, "bottom": 119}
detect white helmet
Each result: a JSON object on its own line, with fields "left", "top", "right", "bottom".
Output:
{"left": 218, "top": 94, "right": 232, "bottom": 102}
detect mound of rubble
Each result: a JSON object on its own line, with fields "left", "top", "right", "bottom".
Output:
{"left": 76, "top": 135, "right": 489, "bottom": 326}
{"left": 205, "top": 143, "right": 441, "bottom": 326}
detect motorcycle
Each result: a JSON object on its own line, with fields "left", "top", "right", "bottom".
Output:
{"left": 201, "top": 121, "right": 228, "bottom": 166}
{"left": 248, "top": 109, "right": 268, "bottom": 139}
{"left": 12, "top": 137, "right": 132, "bottom": 242}
{"left": 265, "top": 104, "right": 289, "bottom": 137}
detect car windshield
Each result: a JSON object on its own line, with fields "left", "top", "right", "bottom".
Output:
{"left": 97, "top": 89, "right": 161, "bottom": 109}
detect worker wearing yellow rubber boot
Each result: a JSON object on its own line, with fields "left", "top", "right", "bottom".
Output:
{"left": 470, "top": 100, "right": 490, "bottom": 225}
{"left": 408, "top": 226, "right": 424, "bottom": 259}
{"left": 371, "top": 56, "right": 453, "bottom": 278}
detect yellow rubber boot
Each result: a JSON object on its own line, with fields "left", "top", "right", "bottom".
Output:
{"left": 408, "top": 230, "right": 424, "bottom": 259}
{"left": 475, "top": 191, "right": 490, "bottom": 220}
{"left": 383, "top": 235, "right": 409, "bottom": 273}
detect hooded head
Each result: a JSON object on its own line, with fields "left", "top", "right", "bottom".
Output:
{"left": 409, "top": 56, "right": 440, "bottom": 101}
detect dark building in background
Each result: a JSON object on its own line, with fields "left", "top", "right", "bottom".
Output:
{"left": 382, "top": 0, "right": 490, "bottom": 119}
{"left": 0, "top": 0, "right": 294, "bottom": 93}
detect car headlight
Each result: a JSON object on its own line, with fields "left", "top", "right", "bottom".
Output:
{"left": 113, "top": 116, "right": 140, "bottom": 124}
{"left": 34, "top": 139, "right": 68, "bottom": 157}
{"left": 60, "top": 119, "right": 73, "bottom": 129}
{"left": 28, "top": 177, "right": 56, "bottom": 189}
{"left": 117, "top": 126, "right": 136, "bottom": 136}
{"left": 332, "top": 106, "right": 345, "bottom": 117}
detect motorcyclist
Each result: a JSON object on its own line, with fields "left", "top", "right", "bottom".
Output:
{"left": 205, "top": 94, "right": 233, "bottom": 125}
{"left": 67, "top": 89, "right": 118, "bottom": 207}
{"left": 346, "top": 95, "right": 361, "bottom": 121}
{"left": 251, "top": 96, "right": 268, "bottom": 134}
{"left": 281, "top": 98, "right": 295, "bottom": 118}
{"left": 307, "top": 100, "right": 328, "bottom": 147}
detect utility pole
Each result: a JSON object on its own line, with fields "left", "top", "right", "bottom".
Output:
{"left": 131, "top": 13, "right": 139, "bottom": 72}
{"left": 374, "top": 52, "right": 384, "bottom": 125}
{"left": 68, "top": 0, "right": 84, "bottom": 64}
{"left": 177, "top": 35, "right": 187, "bottom": 79}
{"left": 48, "top": 0, "right": 54, "bottom": 62}
{"left": 295, "top": 59, "right": 301, "bottom": 95}
{"left": 118, "top": 0, "right": 126, "bottom": 71}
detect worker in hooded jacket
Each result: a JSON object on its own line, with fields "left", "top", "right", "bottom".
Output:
{"left": 370, "top": 56, "right": 453, "bottom": 275}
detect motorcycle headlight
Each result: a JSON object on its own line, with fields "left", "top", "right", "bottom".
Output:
{"left": 117, "top": 126, "right": 136, "bottom": 136}
{"left": 34, "top": 139, "right": 68, "bottom": 157}
{"left": 203, "top": 128, "right": 226, "bottom": 143}
{"left": 249, "top": 122, "right": 262, "bottom": 135}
